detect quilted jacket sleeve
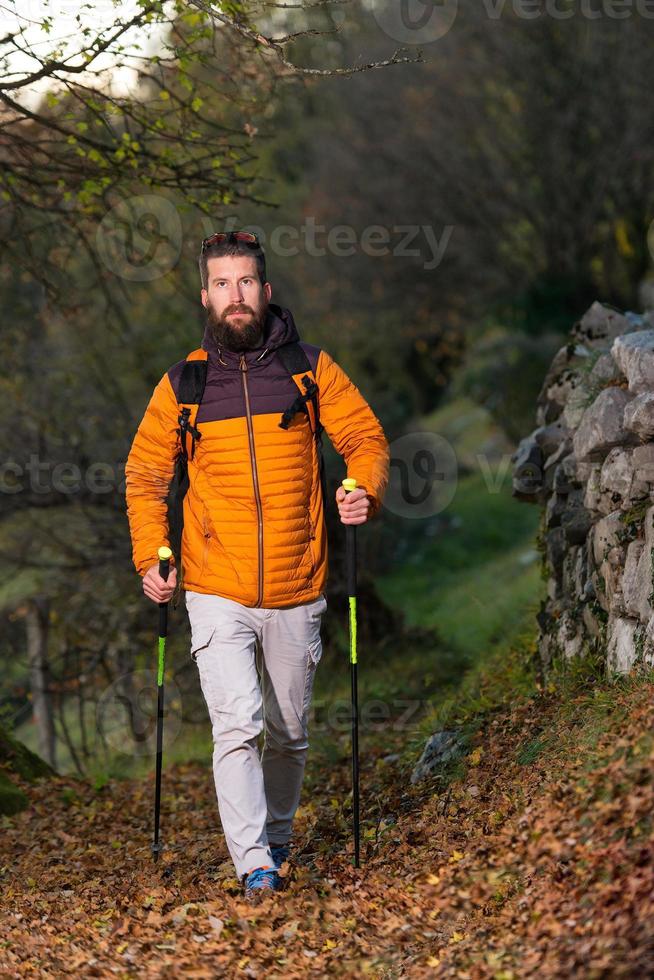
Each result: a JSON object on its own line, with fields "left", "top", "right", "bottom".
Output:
{"left": 125, "top": 372, "right": 180, "bottom": 576}
{"left": 315, "top": 349, "right": 390, "bottom": 518}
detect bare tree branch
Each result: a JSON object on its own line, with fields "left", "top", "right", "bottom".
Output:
{"left": 190, "top": 0, "right": 423, "bottom": 75}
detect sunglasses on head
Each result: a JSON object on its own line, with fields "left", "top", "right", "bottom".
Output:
{"left": 201, "top": 231, "right": 260, "bottom": 253}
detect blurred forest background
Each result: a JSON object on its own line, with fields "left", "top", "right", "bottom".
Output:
{"left": 1, "top": 0, "right": 653, "bottom": 784}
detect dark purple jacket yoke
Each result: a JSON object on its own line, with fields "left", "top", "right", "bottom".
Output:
{"left": 167, "top": 304, "right": 321, "bottom": 424}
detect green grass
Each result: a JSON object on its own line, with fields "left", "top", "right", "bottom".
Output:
{"left": 376, "top": 471, "right": 542, "bottom": 659}
{"left": 421, "top": 396, "right": 514, "bottom": 467}
{"left": 516, "top": 736, "right": 549, "bottom": 766}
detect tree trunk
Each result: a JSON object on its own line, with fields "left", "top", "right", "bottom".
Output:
{"left": 25, "top": 596, "right": 57, "bottom": 770}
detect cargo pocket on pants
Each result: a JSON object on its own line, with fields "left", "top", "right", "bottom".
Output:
{"left": 308, "top": 635, "right": 323, "bottom": 668}
{"left": 302, "top": 636, "right": 322, "bottom": 721}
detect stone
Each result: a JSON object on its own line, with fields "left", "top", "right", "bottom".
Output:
{"left": 606, "top": 545, "right": 625, "bottom": 567}
{"left": 588, "top": 352, "right": 621, "bottom": 386}
{"left": 534, "top": 420, "right": 571, "bottom": 459}
{"left": 561, "top": 503, "right": 592, "bottom": 546}
{"left": 537, "top": 344, "right": 590, "bottom": 411}
{"left": 612, "top": 330, "right": 654, "bottom": 394}
{"left": 622, "top": 541, "right": 653, "bottom": 623}
{"left": 562, "top": 544, "right": 581, "bottom": 595}
{"left": 546, "top": 527, "right": 566, "bottom": 586}
{"left": 642, "top": 616, "right": 654, "bottom": 667}
{"left": 511, "top": 434, "right": 544, "bottom": 501}
{"left": 606, "top": 617, "right": 640, "bottom": 674}
{"left": 598, "top": 557, "right": 626, "bottom": 615}
{"left": 597, "top": 491, "right": 619, "bottom": 517}
{"left": 625, "top": 310, "right": 654, "bottom": 330}
{"left": 574, "top": 543, "right": 588, "bottom": 595}
{"left": 632, "top": 446, "right": 654, "bottom": 484}
{"left": 545, "top": 493, "right": 566, "bottom": 529}
{"left": 410, "top": 731, "right": 464, "bottom": 784}
{"left": 572, "top": 302, "right": 632, "bottom": 348}
{"left": 584, "top": 463, "right": 604, "bottom": 512}
{"left": 573, "top": 387, "right": 632, "bottom": 462}
{"left": 557, "top": 610, "right": 585, "bottom": 660}
{"left": 623, "top": 392, "right": 654, "bottom": 441}
{"left": 631, "top": 482, "right": 651, "bottom": 503}
{"left": 575, "top": 460, "right": 596, "bottom": 483}
{"left": 553, "top": 453, "right": 581, "bottom": 493}
{"left": 592, "top": 511, "right": 624, "bottom": 565}
{"left": 544, "top": 369, "right": 583, "bottom": 414}
{"left": 543, "top": 442, "right": 573, "bottom": 497}
{"left": 515, "top": 302, "right": 654, "bottom": 677}
{"left": 599, "top": 447, "right": 634, "bottom": 503}
{"left": 644, "top": 506, "right": 654, "bottom": 552}
{"left": 536, "top": 401, "right": 559, "bottom": 426}
{"left": 563, "top": 399, "right": 587, "bottom": 430}
{"left": 592, "top": 569, "right": 610, "bottom": 613}
{"left": 582, "top": 602, "right": 602, "bottom": 639}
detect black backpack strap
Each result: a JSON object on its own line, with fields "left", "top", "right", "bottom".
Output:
{"left": 275, "top": 341, "right": 313, "bottom": 376}
{"left": 168, "top": 351, "right": 208, "bottom": 603}
{"left": 177, "top": 357, "right": 208, "bottom": 462}
{"left": 276, "top": 343, "right": 326, "bottom": 504}
{"left": 179, "top": 358, "right": 208, "bottom": 404}
{"left": 276, "top": 343, "right": 320, "bottom": 432}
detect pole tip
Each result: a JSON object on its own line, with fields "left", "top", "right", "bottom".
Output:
{"left": 342, "top": 478, "right": 358, "bottom": 492}
{"left": 158, "top": 546, "right": 173, "bottom": 561}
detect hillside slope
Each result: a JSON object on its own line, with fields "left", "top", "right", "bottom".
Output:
{"left": 1, "top": 655, "right": 653, "bottom": 977}
{"left": 2, "top": 400, "right": 653, "bottom": 976}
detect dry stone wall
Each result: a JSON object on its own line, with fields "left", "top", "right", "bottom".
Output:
{"left": 512, "top": 302, "right": 654, "bottom": 674}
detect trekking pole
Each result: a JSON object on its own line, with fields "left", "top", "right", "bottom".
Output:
{"left": 342, "top": 477, "right": 360, "bottom": 868}
{"left": 152, "top": 545, "right": 172, "bottom": 863}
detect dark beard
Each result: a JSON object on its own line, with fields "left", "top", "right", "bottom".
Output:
{"left": 206, "top": 302, "right": 268, "bottom": 353}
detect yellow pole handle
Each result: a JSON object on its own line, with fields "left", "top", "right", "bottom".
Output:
{"left": 342, "top": 478, "right": 358, "bottom": 493}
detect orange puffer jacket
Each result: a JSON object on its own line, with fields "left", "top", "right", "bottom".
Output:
{"left": 125, "top": 304, "right": 390, "bottom": 607}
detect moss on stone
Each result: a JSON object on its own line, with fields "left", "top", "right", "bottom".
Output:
{"left": 619, "top": 499, "right": 649, "bottom": 538}
{"left": 0, "top": 722, "right": 54, "bottom": 782}
{"left": 0, "top": 769, "right": 28, "bottom": 815}
{"left": 0, "top": 722, "right": 55, "bottom": 815}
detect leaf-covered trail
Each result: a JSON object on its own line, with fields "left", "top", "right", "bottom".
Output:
{"left": 2, "top": 678, "right": 653, "bottom": 978}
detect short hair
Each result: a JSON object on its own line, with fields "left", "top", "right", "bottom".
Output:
{"left": 199, "top": 234, "right": 267, "bottom": 290}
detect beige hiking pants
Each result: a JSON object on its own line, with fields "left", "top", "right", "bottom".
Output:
{"left": 184, "top": 589, "right": 327, "bottom": 880}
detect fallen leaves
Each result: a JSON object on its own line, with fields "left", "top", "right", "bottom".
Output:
{"left": 1, "top": 681, "right": 654, "bottom": 977}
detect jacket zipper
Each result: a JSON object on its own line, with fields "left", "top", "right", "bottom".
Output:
{"left": 240, "top": 354, "right": 264, "bottom": 607}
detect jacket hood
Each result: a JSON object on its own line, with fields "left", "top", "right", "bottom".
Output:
{"left": 201, "top": 302, "right": 301, "bottom": 366}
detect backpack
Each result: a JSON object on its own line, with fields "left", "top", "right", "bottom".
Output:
{"left": 167, "top": 342, "right": 326, "bottom": 592}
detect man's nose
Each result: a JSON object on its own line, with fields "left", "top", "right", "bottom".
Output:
{"left": 228, "top": 282, "right": 245, "bottom": 303}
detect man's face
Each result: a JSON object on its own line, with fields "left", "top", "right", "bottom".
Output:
{"left": 202, "top": 254, "right": 272, "bottom": 352}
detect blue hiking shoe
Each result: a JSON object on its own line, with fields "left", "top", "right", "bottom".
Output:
{"left": 270, "top": 844, "right": 291, "bottom": 869}
{"left": 243, "top": 865, "right": 282, "bottom": 902}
